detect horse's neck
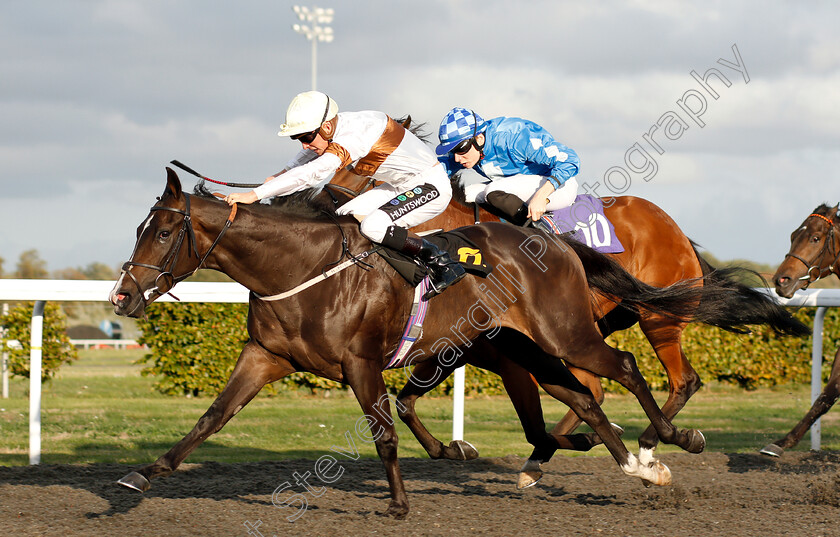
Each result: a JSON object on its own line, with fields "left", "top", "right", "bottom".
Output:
{"left": 831, "top": 224, "right": 840, "bottom": 279}
{"left": 194, "top": 200, "right": 355, "bottom": 296}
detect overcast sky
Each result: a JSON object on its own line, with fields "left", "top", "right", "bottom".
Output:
{"left": 1, "top": 0, "right": 838, "bottom": 274}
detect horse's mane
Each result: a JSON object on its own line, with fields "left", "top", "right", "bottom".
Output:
{"left": 192, "top": 182, "right": 338, "bottom": 219}
{"left": 394, "top": 115, "right": 432, "bottom": 144}
{"left": 813, "top": 203, "right": 840, "bottom": 223}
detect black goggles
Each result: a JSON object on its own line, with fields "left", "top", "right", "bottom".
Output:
{"left": 452, "top": 137, "right": 478, "bottom": 155}
{"left": 291, "top": 93, "right": 332, "bottom": 145}
{"left": 450, "top": 110, "right": 483, "bottom": 155}
{"left": 291, "top": 129, "right": 320, "bottom": 144}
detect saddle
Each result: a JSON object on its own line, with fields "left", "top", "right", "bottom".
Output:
{"left": 538, "top": 194, "right": 625, "bottom": 254}
{"left": 379, "top": 230, "right": 493, "bottom": 286}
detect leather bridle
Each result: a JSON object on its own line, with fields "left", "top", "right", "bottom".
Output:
{"left": 784, "top": 212, "right": 840, "bottom": 287}
{"left": 118, "top": 193, "right": 236, "bottom": 315}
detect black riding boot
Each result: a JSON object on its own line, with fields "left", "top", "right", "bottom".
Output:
{"left": 416, "top": 238, "right": 467, "bottom": 297}
{"left": 383, "top": 226, "right": 466, "bottom": 298}
{"left": 483, "top": 191, "right": 530, "bottom": 226}
{"left": 483, "top": 191, "right": 557, "bottom": 234}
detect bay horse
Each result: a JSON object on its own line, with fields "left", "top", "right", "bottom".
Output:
{"left": 761, "top": 203, "right": 840, "bottom": 457}
{"left": 110, "top": 168, "right": 728, "bottom": 517}
{"left": 328, "top": 167, "right": 809, "bottom": 487}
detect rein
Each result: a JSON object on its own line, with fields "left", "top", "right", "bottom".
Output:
{"left": 785, "top": 212, "right": 840, "bottom": 286}
{"left": 119, "top": 193, "right": 237, "bottom": 314}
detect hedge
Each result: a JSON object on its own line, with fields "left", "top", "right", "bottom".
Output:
{"left": 0, "top": 301, "right": 78, "bottom": 382}
{"left": 604, "top": 308, "right": 832, "bottom": 392}
{"left": 135, "top": 302, "right": 836, "bottom": 398}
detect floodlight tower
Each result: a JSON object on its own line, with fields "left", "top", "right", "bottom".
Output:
{"left": 292, "top": 5, "right": 334, "bottom": 91}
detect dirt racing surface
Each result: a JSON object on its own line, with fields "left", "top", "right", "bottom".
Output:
{"left": 1, "top": 451, "right": 840, "bottom": 537}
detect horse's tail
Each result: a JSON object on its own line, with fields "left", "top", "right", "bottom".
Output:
{"left": 564, "top": 239, "right": 810, "bottom": 337}
{"left": 689, "top": 242, "right": 811, "bottom": 337}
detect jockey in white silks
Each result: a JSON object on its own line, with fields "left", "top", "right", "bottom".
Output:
{"left": 224, "top": 91, "right": 465, "bottom": 297}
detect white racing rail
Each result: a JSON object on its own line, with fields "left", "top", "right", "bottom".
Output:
{"left": 0, "top": 279, "right": 836, "bottom": 464}
{"left": 0, "top": 279, "right": 463, "bottom": 464}
{"left": 756, "top": 288, "right": 840, "bottom": 450}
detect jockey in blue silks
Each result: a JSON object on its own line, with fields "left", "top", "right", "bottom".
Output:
{"left": 436, "top": 107, "right": 580, "bottom": 226}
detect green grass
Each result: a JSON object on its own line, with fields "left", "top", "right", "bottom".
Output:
{"left": 0, "top": 348, "right": 837, "bottom": 466}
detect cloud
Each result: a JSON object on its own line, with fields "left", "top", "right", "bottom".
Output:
{"left": 1, "top": 0, "right": 839, "bottom": 270}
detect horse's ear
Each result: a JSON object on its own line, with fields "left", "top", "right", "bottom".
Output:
{"left": 401, "top": 115, "right": 412, "bottom": 129}
{"left": 165, "top": 167, "right": 183, "bottom": 199}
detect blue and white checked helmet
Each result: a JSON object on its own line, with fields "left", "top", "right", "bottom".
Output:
{"left": 435, "top": 107, "right": 487, "bottom": 156}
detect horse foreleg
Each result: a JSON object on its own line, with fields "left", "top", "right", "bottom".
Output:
{"left": 118, "top": 342, "right": 293, "bottom": 491}
{"left": 635, "top": 318, "right": 701, "bottom": 466}
{"left": 396, "top": 354, "right": 478, "bottom": 460}
{"left": 762, "top": 347, "right": 840, "bottom": 457}
{"left": 343, "top": 359, "right": 409, "bottom": 519}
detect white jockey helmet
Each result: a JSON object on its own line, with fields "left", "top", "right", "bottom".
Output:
{"left": 277, "top": 91, "right": 338, "bottom": 137}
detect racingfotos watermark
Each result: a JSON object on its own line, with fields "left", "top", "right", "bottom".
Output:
{"left": 580, "top": 43, "right": 750, "bottom": 204}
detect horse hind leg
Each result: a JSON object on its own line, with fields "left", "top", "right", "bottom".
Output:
{"left": 118, "top": 342, "right": 294, "bottom": 491}
{"left": 635, "top": 317, "right": 702, "bottom": 466}
{"left": 761, "top": 346, "right": 840, "bottom": 457}
{"left": 563, "top": 338, "right": 706, "bottom": 457}
{"left": 535, "top": 368, "right": 672, "bottom": 487}
{"left": 492, "top": 332, "right": 671, "bottom": 487}
{"left": 550, "top": 365, "right": 605, "bottom": 438}
{"left": 396, "top": 355, "right": 478, "bottom": 461}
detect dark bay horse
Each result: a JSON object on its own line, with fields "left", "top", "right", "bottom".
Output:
{"left": 328, "top": 168, "right": 809, "bottom": 487}
{"left": 110, "top": 168, "right": 731, "bottom": 517}
{"left": 761, "top": 203, "right": 840, "bottom": 457}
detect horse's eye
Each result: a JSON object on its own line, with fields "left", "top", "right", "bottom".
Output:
{"left": 158, "top": 230, "right": 171, "bottom": 242}
{"left": 812, "top": 235, "right": 821, "bottom": 243}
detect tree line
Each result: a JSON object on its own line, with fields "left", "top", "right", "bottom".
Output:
{"left": 0, "top": 249, "right": 231, "bottom": 282}
{"left": 0, "top": 250, "right": 117, "bottom": 280}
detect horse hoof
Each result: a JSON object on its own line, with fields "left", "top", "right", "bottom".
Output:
{"left": 686, "top": 429, "right": 706, "bottom": 454}
{"left": 117, "top": 471, "right": 151, "bottom": 492}
{"left": 759, "top": 443, "right": 784, "bottom": 458}
{"left": 386, "top": 502, "right": 409, "bottom": 520}
{"left": 517, "top": 458, "right": 543, "bottom": 489}
{"left": 517, "top": 469, "right": 543, "bottom": 490}
{"left": 450, "top": 439, "right": 479, "bottom": 460}
{"left": 611, "top": 423, "right": 625, "bottom": 437}
{"left": 647, "top": 462, "right": 672, "bottom": 487}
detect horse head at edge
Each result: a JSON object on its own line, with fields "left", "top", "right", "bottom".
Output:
{"left": 773, "top": 202, "right": 840, "bottom": 298}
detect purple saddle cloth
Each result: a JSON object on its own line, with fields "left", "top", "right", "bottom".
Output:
{"left": 541, "top": 194, "right": 625, "bottom": 254}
